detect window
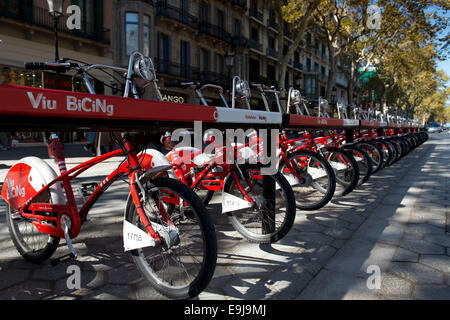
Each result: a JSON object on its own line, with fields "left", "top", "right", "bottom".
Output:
{"left": 143, "top": 15, "right": 151, "bottom": 57}
{"left": 306, "top": 33, "right": 312, "bottom": 45}
{"left": 78, "top": 0, "right": 96, "bottom": 33}
{"left": 180, "top": 0, "right": 190, "bottom": 12}
{"left": 267, "top": 64, "right": 276, "bottom": 80}
{"left": 236, "top": 54, "right": 244, "bottom": 78}
{"left": 180, "top": 40, "right": 190, "bottom": 77}
{"left": 268, "top": 36, "right": 275, "bottom": 49}
{"left": 199, "top": 3, "right": 210, "bottom": 23}
{"left": 314, "top": 62, "right": 319, "bottom": 72}
{"left": 294, "top": 51, "right": 300, "bottom": 62}
{"left": 215, "top": 53, "right": 225, "bottom": 75}
{"left": 199, "top": 48, "right": 210, "bottom": 72}
{"left": 304, "top": 76, "right": 317, "bottom": 98}
{"left": 306, "top": 57, "right": 311, "bottom": 72}
{"left": 217, "top": 9, "right": 225, "bottom": 29}
{"left": 233, "top": 18, "right": 241, "bottom": 36}
{"left": 158, "top": 32, "right": 171, "bottom": 73}
{"left": 249, "top": 58, "right": 260, "bottom": 81}
{"left": 251, "top": 27, "right": 259, "bottom": 41}
{"left": 126, "top": 13, "right": 139, "bottom": 56}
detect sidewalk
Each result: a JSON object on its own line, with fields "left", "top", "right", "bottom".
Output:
{"left": 298, "top": 132, "right": 449, "bottom": 299}
{"left": 0, "top": 133, "right": 448, "bottom": 300}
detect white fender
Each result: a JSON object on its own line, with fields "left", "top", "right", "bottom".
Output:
{"left": 141, "top": 149, "right": 177, "bottom": 179}
{"left": 1, "top": 157, "right": 65, "bottom": 209}
{"left": 22, "top": 157, "right": 65, "bottom": 204}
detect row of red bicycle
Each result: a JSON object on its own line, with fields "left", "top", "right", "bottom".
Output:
{"left": 0, "top": 53, "right": 428, "bottom": 299}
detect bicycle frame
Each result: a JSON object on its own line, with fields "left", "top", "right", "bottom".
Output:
{"left": 4, "top": 52, "right": 175, "bottom": 243}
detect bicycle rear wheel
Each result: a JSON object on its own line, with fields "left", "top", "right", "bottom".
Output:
{"left": 223, "top": 164, "right": 296, "bottom": 244}
{"left": 6, "top": 194, "right": 60, "bottom": 264}
{"left": 125, "top": 177, "right": 217, "bottom": 300}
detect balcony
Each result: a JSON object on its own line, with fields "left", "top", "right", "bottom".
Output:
{"left": 249, "top": 7, "right": 263, "bottom": 23}
{"left": 266, "top": 47, "right": 279, "bottom": 59}
{"left": 199, "top": 21, "right": 231, "bottom": 43}
{"left": 193, "top": 71, "right": 231, "bottom": 88}
{"left": 284, "top": 26, "right": 292, "bottom": 39}
{"left": 155, "top": 1, "right": 198, "bottom": 29}
{"left": 267, "top": 19, "right": 279, "bottom": 32}
{"left": 231, "top": 0, "right": 247, "bottom": 10}
{"left": 249, "top": 75, "right": 278, "bottom": 87}
{"left": 249, "top": 39, "right": 263, "bottom": 53}
{"left": 0, "top": 5, "right": 111, "bottom": 44}
{"left": 155, "top": 58, "right": 198, "bottom": 79}
{"left": 294, "top": 61, "right": 303, "bottom": 71}
{"left": 231, "top": 35, "right": 248, "bottom": 47}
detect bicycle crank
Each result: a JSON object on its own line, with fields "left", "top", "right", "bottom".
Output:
{"left": 51, "top": 215, "right": 78, "bottom": 266}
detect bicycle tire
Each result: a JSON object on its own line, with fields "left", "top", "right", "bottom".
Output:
{"left": 6, "top": 198, "right": 60, "bottom": 264}
{"left": 355, "top": 141, "right": 383, "bottom": 174}
{"left": 125, "top": 177, "right": 217, "bottom": 300}
{"left": 344, "top": 145, "right": 372, "bottom": 186}
{"left": 374, "top": 140, "right": 394, "bottom": 167}
{"left": 323, "top": 147, "right": 360, "bottom": 197}
{"left": 279, "top": 149, "right": 336, "bottom": 211}
{"left": 223, "top": 164, "right": 296, "bottom": 244}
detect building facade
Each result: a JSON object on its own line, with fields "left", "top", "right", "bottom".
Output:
{"left": 112, "top": 0, "right": 357, "bottom": 109}
{"left": 0, "top": 0, "right": 357, "bottom": 114}
{"left": 0, "top": 0, "right": 114, "bottom": 142}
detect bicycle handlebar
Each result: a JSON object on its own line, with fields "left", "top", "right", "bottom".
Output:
{"left": 164, "top": 81, "right": 198, "bottom": 89}
{"left": 24, "top": 62, "right": 74, "bottom": 73}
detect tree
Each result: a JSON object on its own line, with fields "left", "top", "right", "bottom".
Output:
{"left": 263, "top": 0, "right": 322, "bottom": 90}
{"left": 313, "top": 0, "right": 372, "bottom": 101}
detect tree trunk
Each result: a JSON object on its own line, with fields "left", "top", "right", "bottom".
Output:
{"left": 277, "top": 0, "right": 321, "bottom": 89}
{"left": 326, "top": 47, "right": 336, "bottom": 101}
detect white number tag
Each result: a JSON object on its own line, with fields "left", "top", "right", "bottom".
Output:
{"left": 123, "top": 220, "right": 156, "bottom": 251}
{"left": 222, "top": 192, "right": 253, "bottom": 214}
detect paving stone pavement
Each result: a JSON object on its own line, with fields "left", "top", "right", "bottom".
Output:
{"left": 0, "top": 133, "right": 448, "bottom": 300}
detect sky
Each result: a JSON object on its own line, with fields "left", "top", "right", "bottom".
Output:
{"left": 435, "top": 8, "right": 450, "bottom": 107}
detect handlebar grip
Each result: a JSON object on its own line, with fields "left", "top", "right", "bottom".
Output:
{"left": 24, "top": 62, "right": 69, "bottom": 72}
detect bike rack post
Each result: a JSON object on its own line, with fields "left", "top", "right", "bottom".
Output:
{"left": 377, "top": 128, "right": 384, "bottom": 137}
{"left": 345, "top": 128, "right": 354, "bottom": 143}
{"left": 262, "top": 131, "right": 276, "bottom": 234}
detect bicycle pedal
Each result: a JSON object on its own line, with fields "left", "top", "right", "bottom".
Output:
{"left": 80, "top": 182, "right": 99, "bottom": 197}
{"left": 50, "top": 253, "right": 76, "bottom": 266}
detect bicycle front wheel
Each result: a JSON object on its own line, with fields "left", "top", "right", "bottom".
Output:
{"left": 125, "top": 177, "right": 217, "bottom": 300}
{"left": 280, "top": 149, "right": 336, "bottom": 211}
{"left": 223, "top": 164, "right": 296, "bottom": 244}
{"left": 323, "top": 147, "right": 360, "bottom": 197}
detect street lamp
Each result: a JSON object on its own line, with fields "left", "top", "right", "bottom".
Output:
{"left": 47, "top": 0, "right": 65, "bottom": 61}
{"left": 225, "top": 51, "right": 235, "bottom": 87}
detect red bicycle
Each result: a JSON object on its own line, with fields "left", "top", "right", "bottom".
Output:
{"left": 1, "top": 53, "right": 217, "bottom": 300}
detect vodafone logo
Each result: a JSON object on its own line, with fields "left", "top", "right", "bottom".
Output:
{"left": 5, "top": 178, "right": 25, "bottom": 200}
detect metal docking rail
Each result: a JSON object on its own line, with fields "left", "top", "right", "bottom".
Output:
{"left": 0, "top": 84, "right": 422, "bottom": 132}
